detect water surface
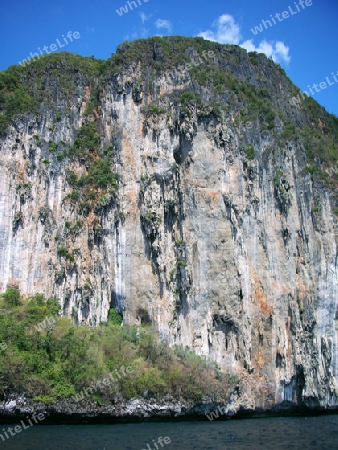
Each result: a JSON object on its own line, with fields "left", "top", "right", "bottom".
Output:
{"left": 0, "top": 415, "right": 337, "bottom": 449}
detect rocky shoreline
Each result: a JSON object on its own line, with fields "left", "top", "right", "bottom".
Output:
{"left": 1, "top": 394, "right": 337, "bottom": 425}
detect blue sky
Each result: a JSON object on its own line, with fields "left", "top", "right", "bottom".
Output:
{"left": 0, "top": 0, "right": 337, "bottom": 115}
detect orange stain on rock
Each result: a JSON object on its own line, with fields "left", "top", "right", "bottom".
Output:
{"left": 252, "top": 270, "right": 273, "bottom": 315}
{"left": 254, "top": 349, "right": 265, "bottom": 369}
{"left": 204, "top": 191, "right": 221, "bottom": 210}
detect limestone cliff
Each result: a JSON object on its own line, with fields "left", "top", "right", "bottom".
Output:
{"left": 0, "top": 37, "right": 337, "bottom": 413}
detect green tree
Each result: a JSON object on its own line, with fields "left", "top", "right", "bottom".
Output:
{"left": 1, "top": 287, "right": 21, "bottom": 307}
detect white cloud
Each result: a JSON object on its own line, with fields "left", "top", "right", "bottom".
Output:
{"left": 274, "top": 41, "right": 291, "bottom": 64}
{"left": 198, "top": 14, "right": 241, "bottom": 45}
{"left": 198, "top": 14, "right": 291, "bottom": 65}
{"left": 241, "top": 39, "right": 291, "bottom": 63}
{"left": 155, "top": 19, "right": 172, "bottom": 33}
{"left": 140, "top": 12, "right": 152, "bottom": 24}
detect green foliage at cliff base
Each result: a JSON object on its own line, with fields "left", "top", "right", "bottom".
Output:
{"left": 0, "top": 289, "right": 234, "bottom": 403}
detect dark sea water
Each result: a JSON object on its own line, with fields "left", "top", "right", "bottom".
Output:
{"left": 0, "top": 415, "right": 337, "bottom": 450}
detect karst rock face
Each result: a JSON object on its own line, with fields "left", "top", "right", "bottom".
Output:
{"left": 0, "top": 37, "right": 337, "bottom": 411}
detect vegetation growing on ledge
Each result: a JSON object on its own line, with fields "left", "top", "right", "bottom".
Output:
{"left": 60, "top": 121, "right": 119, "bottom": 215}
{"left": 0, "top": 289, "right": 234, "bottom": 403}
{"left": 57, "top": 245, "right": 75, "bottom": 261}
{"left": 143, "top": 105, "right": 166, "bottom": 117}
{"left": 243, "top": 145, "right": 255, "bottom": 160}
